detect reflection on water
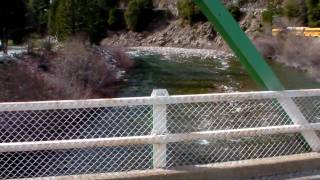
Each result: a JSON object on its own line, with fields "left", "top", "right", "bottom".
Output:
{"left": 117, "top": 54, "right": 320, "bottom": 97}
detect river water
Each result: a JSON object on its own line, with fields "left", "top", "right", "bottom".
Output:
{"left": 2, "top": 52, "right": 319, "bottom": 179}
{"left": 117, "top": 53, "right": 320, "bottom": 97}
{"left": 0, "top": 46, "right": 27, "bottom": 58}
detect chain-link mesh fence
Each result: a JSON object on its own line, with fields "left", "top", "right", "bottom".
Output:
{"left": 0, "top": 89, "right": 319, "bottom": 179}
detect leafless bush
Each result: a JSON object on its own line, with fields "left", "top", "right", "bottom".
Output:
{"left": 254, "top": 36, "right": 279, "bottom": 58}
{"left": 254, "top": 34, "right": 320, "bottom": 81}
{"left": 104, "top": 45, "right": 134, "bottom": 69}
{"left": 278, "top": 36, "right": 320, "bottom": 81}
{"left": 48, "top": 37, "right": 117, "bottom": 99}
{"left": 0, "top": 36, "right": 133, "bottom": 102}
{"left": 41, "top": 39, "right": 55, "bottom": 52}
{"left": 0, "top": 62, "right": 52, "bottom": 102}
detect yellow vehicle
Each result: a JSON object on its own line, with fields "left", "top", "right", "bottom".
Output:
{"left": 287, "top": 27, "right": 305, "bottom": 36}
{"left": 272, "top": 28, "right": 282, "bottom": 36}
{"left": 272, "top": 27, "right": 320, "bottom": 37}
{"left": 304, "top": 28, "right": 320, "bottom": 37}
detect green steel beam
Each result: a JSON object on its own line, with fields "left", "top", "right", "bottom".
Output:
{"left": 194, "top": 0, "right": 284, "bottom": 91}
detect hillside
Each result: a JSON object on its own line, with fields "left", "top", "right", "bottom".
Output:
{"left": 102, "top": 7, "right": 263, "bottom": 52}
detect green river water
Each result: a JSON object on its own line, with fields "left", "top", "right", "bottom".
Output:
{"left": 3, "top": 53, "right": 319, "bottom": 179}
{"left": 117, "top": 53, "right": 320, "bottom": 97}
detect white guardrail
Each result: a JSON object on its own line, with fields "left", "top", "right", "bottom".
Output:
{"left": 1, "top": 89, "right": 320, "bottom": 179}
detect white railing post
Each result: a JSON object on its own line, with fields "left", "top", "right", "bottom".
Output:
{"left": 277, "top": 96, "right": 320, "bottom": 152}
{"left": 151, "top": 89, "right": 169, "bottom": 169}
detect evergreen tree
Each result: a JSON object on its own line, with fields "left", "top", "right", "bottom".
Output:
{"left": 0, "top": 0, "right": 28, "bottom": 54}
{"left": 124, "top": 0, "right": 154, "bottom": 31}
{"left": 306, "top": 0, "right": 320, "bottom": 27}
{"left": 54, "top": 0, "right": 72, "bottom": 40}
{"left": 28, "top": 0, "right": 51, "bottom": 35}
{"left": 281, "top": 0, "right": 307, "bottom": 25}
{"left": 177, "top": 0, "right": 206, "bottom": 25}
{"left": 48, "top": 0, "right": 60, "bottom": 36}
{"left": 283, "top": 0, "right": 301, "bottom": 20}
{"left": 108, "top": 8, "right": 119, "bottom": 29}
{"left": 261, "top": 0, "right": 284, "bottom": 25}
{"left": 48, "top": 0, "right": 117, "bottom": 43}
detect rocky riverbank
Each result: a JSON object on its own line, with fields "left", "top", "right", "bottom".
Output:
{"left": 102, "top": 11, "right": 263, "bottom": 53}
{"left": 127, "top": 46, "right": 233, "bottom": 60}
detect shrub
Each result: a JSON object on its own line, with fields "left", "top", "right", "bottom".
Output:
{"left": 107, "top": 46, "right": 134, "bottom": 69}
{"left": 267, "top": 0, "right": 283, "bottom": 16}
{"left": 0, "top": 62, "right": 52, "bottom": 102}
{"left": 51, "top": 38, "right": 116, "bottom": 99}
{"left": 53, "top": 0, "right": 72, "bottom": 41}
{"left": 41, "top": 39, "right": 54, "bottom": 52}
{"left": 48, "top": 0, "right": 60, "bottom": 35}
{"left": 177, "top": 0, "right": 193, "bottom": 24}
{"left": 228, "top": 5, "right": 243, "bottom": 21}
{"left": 49, "top": 0, "right": 118, "bottom": 44}
{"left": 237, "top": 0, "right": 249, "bottom": 6}
{"left": 108, "top": 8, "right": 121, "bottom": 29}
{"left": 177, "top": 0, "right": 206, "bottom": 25}
{"left": 306, "top": 0, "right": 320, "bottom": 27}
{"left": 27, "top": 40, "right": 36, "bottom": 54}
{"left": 124, "top": 0, "right": 154, "bottom": 31}
{"left": 110, "top": 11, "right": 126, "bottom": 30}
{"left": 282, "top": 0, "right": 306, "bottom": 21}
{"left": 0, "top": 36, "right": 133, "bottom": 102}
{"left": 262, "top": 10, "right": 274, "bottom": 24}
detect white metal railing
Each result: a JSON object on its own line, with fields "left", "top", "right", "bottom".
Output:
{"left": 1, "top": 89, "right": 320, "bottom": 179}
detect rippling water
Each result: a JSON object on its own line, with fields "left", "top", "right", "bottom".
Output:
{"left": 2, "top": 52, "right": 319, "bottom": 179}
{"left": 117, "top": 53, "right": 320, "bottom": 97}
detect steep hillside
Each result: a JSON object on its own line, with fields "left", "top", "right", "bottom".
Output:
{"left": 102, "top": 10, "right": 263, "bottom": 52}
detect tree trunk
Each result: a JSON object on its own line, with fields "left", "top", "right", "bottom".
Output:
{"left": 0, "top": 28, "right": 4, "bottom": 54}
{"left": 3, "top": 40, "right": 8, "bottom": 55}
{"left": 2, "top": 28, "right": 8, "bottom": 55}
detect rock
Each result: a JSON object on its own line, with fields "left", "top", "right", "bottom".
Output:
{"left": 174, "top": 39, "right": 180, "bottom": 44}
{"left": 128, "top": 46, "right": 233, "bottom": 60}
{"left": 102, "top": 9, "right": 262, "bottom": 52}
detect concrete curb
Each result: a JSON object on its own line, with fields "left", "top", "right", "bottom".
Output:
{"left": 22, "top": 153, "right": 320, "bottom": 180}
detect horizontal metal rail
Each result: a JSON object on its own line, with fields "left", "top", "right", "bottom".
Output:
{"left": 1, "top": 89, "right": 320, "bottom": 179}
{"left": 2, "top": 122, "right": 320, "bottom": 153}
{"left": 0, "top": 89, "right": 319, "bottom": 111}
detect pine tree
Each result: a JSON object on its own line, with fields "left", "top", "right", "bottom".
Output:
{"left": 0, "top": 0, "right": 28, "bottom": 53}
{"left": 283, "top": 0, "right": 301, "bottom": 20}
{"left": 306, "top": 0, "right": 320, "bottom": 27}
{"left": 28, "top": 0, "right": 51, "bottom": 35}
{"left": 124, "top": 0, "right": 154, "bottom": 31}
{"left": 48, "top": 0, "right": 117, "bottom": 43}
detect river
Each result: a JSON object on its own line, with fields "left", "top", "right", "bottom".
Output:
{"left": 0, "top": 46, "right": 27, "bottom": 59}
{"left": 2, "top": 51, "right": 319, "bottom": 179}
{"left": 117, "top": 52, "right": 320, "bottom": 97}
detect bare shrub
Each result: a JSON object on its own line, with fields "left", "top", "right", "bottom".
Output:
{"left": 254, "top": 36, "right": 279, "bottom": 58}
{"left": 103, "top": 46, "right": 134, "bottom": 69}
{"left": 0, "top": 62, "right": 52, "bottom": 102}
{"left": 49, "top": 37, "right": 117, "bottom": 99}
{"left": 0, "top": 36, "right": 133, "bottom": 102}
{"left": 41, "top": 39, "right": 54, "bottom": 52}
{"left": 254, "top": 34, "right": 320, "bottom": 81}
{"left": 278, "top": 36, "right": 320, "bottom": 81}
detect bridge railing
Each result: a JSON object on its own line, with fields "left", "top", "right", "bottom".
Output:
{"left": 1, "top": 89, "right": 320, "bottom": 179}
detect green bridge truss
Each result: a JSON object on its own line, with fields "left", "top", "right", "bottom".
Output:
{"left": 195, "top": 0, "right": 285, "bottom": 91}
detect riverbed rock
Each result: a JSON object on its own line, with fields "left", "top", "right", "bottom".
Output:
{"left": 127, "top": 46, "right": 233, "bottom": 60}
